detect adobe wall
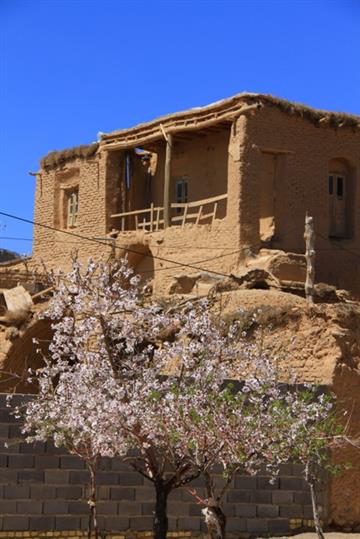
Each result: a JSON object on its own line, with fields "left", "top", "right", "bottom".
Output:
{"left": 245, "top": 108, "right": 360, "bottom": 295}
{"left": 0, "top": 394, "right": 325, "bottom": 537}
{"left": 32, "top": 154, "right": 113, "bottom": 272}
{"left": 112, "top": 218, "right": 242, "bottom": 296}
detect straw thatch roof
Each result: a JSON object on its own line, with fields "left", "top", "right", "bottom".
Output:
{"left": 40, "top": 93, "right": 360, "bottom": 168}
{"left": 40, "top": 143, "right": 99, "bottom": 170}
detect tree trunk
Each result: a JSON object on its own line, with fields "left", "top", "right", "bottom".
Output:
{"left": 154, "top": 480, "right": 170, "bottom": 539}
{"left": 203, "top": 472, "right": 226, "bottom": 539}
{"left": 305, "top": 463, "right": 325, "bottom": 539}
{"left": 309, "top": 479, "right": 325, "bottom": 539}
{"left": 203, "top": 504, "right": 226, "bottom": 539}
{"left": 87, "top": 463, "right": 98, "bottom": 539}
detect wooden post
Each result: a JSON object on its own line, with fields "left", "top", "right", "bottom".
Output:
{"left": 304, "top": 212, "right": 315, "bottom": 303}
{"left": 163, "top": 133, "right": 173, "bottom": 228}
{"left": 150, "top": 203, "right": 154, "bottom": 232}
{"left": 181, "top": 204, "right": 188, "bottom": 228}
{"left": 195, "top": 205, "right": 203, "bottom": 225}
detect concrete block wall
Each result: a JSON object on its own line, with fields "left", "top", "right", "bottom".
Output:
{"left": 0, "top": 394, "right": 324, "bottom": 536}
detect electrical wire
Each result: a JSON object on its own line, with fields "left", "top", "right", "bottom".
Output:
{"left": 0, "top": 210, "right": 241, "bottom": 279}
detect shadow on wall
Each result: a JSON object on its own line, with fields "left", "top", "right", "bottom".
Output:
{"left": 119, "top": 243, "right": 155, "bottom": 286}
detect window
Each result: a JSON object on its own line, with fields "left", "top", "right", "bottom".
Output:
{"left": 328, "top": 174, "right": 346, "bottom": 238}
{"left": 175, "top": 179, "right": 188, "bottom": 213}
{"left": 67, "top": 190, "right": 79, "bottom": 228}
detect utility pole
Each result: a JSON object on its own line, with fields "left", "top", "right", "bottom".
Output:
{"left": 304, "top": 212, "right": 315, "bottom": 303}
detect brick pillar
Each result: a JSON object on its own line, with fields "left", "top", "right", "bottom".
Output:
{"left": 226, "top": 114, "right": 260, "bottom": 255}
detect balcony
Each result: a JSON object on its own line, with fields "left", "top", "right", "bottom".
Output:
{"left": 111, "top": 193, "right": 227, "bottom": 233}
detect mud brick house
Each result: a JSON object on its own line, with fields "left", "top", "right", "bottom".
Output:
{"left": 30, "top": 92, "right": 360, "bottom": 296}
{"left": 1, "top": 94, "right": 360, "bottom": 537}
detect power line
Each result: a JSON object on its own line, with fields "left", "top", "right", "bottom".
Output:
{"left": 0, "top": 210, "right": 240, "bottom": 279}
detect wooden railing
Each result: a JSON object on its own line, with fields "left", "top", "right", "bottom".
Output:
{"left": 170, "top": 193, "right": 227, "bottom": 228}
{"left": 111, "top": 193, "right": 227, "bottom": 232}
{"left": 111, "top": 204, "right": 164, "bottom": 232}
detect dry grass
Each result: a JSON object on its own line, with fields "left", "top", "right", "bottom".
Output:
{"left": 40, "top": 142, "right": 99, "bottom": 169}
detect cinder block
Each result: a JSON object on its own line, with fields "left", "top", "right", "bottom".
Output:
{"left": 56, "top": 486, "right": 83, "bottom": 499}
{"left": 235, "top": 504, "right": 256, "bottom": 518}
{"left": 0, "top": 425, "right": 9, "bottom": 438}
{"left": 55, "top": 515, "right": 81, "bottom": 530}
{"left": 0, "top": 500, "right": 16, "bottom": 513}
{"left": 29, "top": 515, "right": 55, "bottom": 530}
{"left": 117, "top": 501, "right": 142, "bottom": 515}
{"left": 227, "top": 490, "right": 252, "bottom": 503}
{"left": 31, "top": 485, "right": 56, "bottom": 499}
{"left": 268, "top": 518, "right": 290, "bottom": 534}
{"left": 119, "top": 472, "right": 143, "bottom": 486}
{"left": 0, "top": 441, "right": 20, "bottom": 453}
{"left": 43, "top": 500, "right": 69, "bottom": 514}
{"left": 3, "top": 516, "right": 29, "bottom": 530}
{"left": 234, "top": 475, "right": 257, "bottom": 489}
{"left": 257, "top": 504, "right": 279, "bottom": 517}
{"left": 292, "top": 463, "right": 305, "bottom": 475}
{"left": 0, "top": 410, "right": 17, "bottom": 423}
{"left": 177, "top": 517, "right": 201, "bottom": 531}
{"left": 280, "top": 505, "right": 303, "bottom": 518}
{"left": 45, "top": 469, "right": 69, "bottom": 484}
{"left": 278, "top": 464, "right": 293, "bottom": 475}
{"left": 272, "top": 490, "right": 293, "bottom": 504}
{"left": 110, "top": 487, "right": 135, "bottom": 501}
{"left": 111, "top": 458, "right": 129, "bottom": 472}
{"left": 135, "top": 487, "right": 154, "bottom": 501}
{"left": 68, "top": 470, "right": 88, "bottom": 484}
{"left": 141, "top": 501, "right": 155, "bottom": 516}
{"left": 189, "top": 504, "right": 202, "bottom": 517}
{"left": 45, "top": 441, "right": 65, "bottom": 455}
{"left": 280, "top": 477, "right": 303, "bottom": 490}
{"left": 252, "top": 490, "right": 272, "bottom": 504}
{"left": 303, "top": 505, "right": 315, "bottom": 518}
{"left": 8, "top": 424, "right": 22, "bottom": 438}
{"left": 35, "top": 455, "right": 60, "bottom": 469}
{"left": 97, "top": 471, "right": 118, "bottom": 485}
{"left": 97, "top": 485, "right": 110, "bottom": 500}
{"left": 294, "top": 491, "right": 312, "bottom": 505}
{"left": 4, "top": 485, "right": 30, "bottom": 499}
{"left": 18, "top": 470, "right": 44, "bottom": 483}
{"left": 247, "top": 518, "right": 269, "bottom": 533}
{"left": 104, "top": 516, "right": 130, "bottom": 531}
{"left": 8, "top": 454, "right": 34, "bottom": 468}
{"left": 17, "top": 500, "right": 43, "bottom": 514}
{"left": 257, "top": 476, "right": 279, "bottom": 490}
{"left": 68, "top": 500, "right": 87, "bottom": 514}
{"left": 20, "top": 441, "right": 45, "bottom": 454}
{"left": 225, "top": 518, "right": 248, "bottom": 532}
{"left": 96, "top": 501, "right": 118, "bottom": 516}
{"left": 130, "top": 516, "right": 154, "bottom": 530}
{"left": 60, "top": 455, "right": 85, "bottom": 469}
{"left": 0, "top": 469, "right": 17, "bottom": 483}
{"left": 98, "top": 457, "right": 112, "bottom": 471}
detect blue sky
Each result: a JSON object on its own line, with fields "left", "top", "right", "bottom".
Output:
{"left": 1, "top": 0, "right": 360, "bottom": 255}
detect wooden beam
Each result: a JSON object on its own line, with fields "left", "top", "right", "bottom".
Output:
{"left": 101, "top": 104, "right": 259, "bottom": 152}
{"left": 164, "top": 133, "right": 173, "bottom": 228}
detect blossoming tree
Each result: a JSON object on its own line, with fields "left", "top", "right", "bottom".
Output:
{"left": 19, "top": 259, "right": 341, "bottom": 539}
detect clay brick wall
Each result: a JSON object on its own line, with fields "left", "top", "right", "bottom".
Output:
{"left": 0, "top": 394, "right": 325, "bottom": 536}
{"left": 32, "top": 155, "right": 112, "bottom": 272}
{"left": 244, "top": 107, "right": 360, "bottom": 295}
